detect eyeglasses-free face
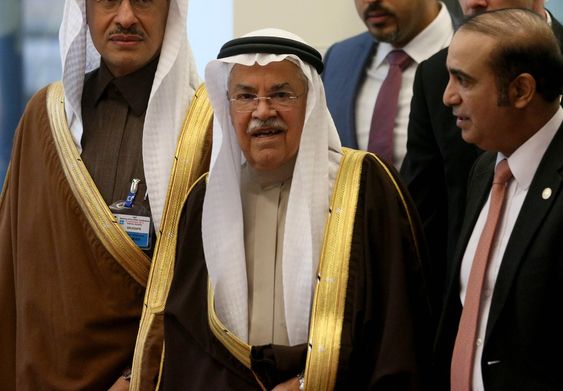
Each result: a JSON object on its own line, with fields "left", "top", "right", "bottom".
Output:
{"left": 86, "top": 0, "right": 169, "bottom": 77}
{"left": 228, "top": 60, "right": 308, "bottom": 171}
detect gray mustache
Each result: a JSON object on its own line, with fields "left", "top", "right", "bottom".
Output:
{"left": 247, "top": 118, "right": 288, "bottom": 134}
{"left": 109, "top": 25, "right": 145, "bottom": 37}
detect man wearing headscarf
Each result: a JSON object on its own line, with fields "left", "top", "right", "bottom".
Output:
{"left": 132, "top": 28, "right": 432, "bottom": 390}
{"left": 0, "top": 0, "right": 211, "bottom": 389}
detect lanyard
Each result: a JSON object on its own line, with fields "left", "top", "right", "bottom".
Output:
{"left": 124, "top": 178, "right": 141, "bottom": 208}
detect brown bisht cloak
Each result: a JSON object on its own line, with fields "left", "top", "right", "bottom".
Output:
{"left": 146, "top": 149, "right": 432, "bottom": 390}
{"left": 0, "top": 82, "right": 212, "bottom": 390}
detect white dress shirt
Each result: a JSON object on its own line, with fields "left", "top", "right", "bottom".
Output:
{"left": 459, "top": 107, "right": 563, "bottom": 391}
{"left": 354, "top": 2, "right": 453, "bottom": 168}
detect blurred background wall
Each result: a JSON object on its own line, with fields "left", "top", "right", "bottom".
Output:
{"left": 1, "top": 0, "right": 562, "bottom": 185}
{"left": 0, "top": 0, "right": 24, "bottom": 187}
{"left": 1, "top": 0, "right": 65, "bottom": 186}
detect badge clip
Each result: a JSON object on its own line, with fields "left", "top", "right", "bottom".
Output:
{"left": 124, "top": 178, "right": 141, "bottom": 208}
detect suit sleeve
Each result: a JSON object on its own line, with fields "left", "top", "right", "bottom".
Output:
{"left": 400, "top": 58, "right": 448, "bottom": 318}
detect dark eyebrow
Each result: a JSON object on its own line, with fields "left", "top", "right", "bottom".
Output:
{"left": 449, "top": 68, "right": 476, "bottom": 83}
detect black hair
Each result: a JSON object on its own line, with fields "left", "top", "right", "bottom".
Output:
{"left": 460, "top": 8, "right": 563, "bottom": 104}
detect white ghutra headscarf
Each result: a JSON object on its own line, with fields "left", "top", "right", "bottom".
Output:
{"left": 58, "top": 0, "right": 200, "bottom": 231}
{"left": 202, "top": 28, "right": 342, "bottom": 345}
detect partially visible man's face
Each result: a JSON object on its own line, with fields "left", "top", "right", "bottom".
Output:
{"left": 443, "top": 30, "right": 515, "bottom": 154}
{"left": 354, "top": 0, "right": 437, "bottom": 47}
{"left": 459, "top": 0, "right": 538, "bottom": 16}
{"left": 228, "top": 60, "right": 308, "bottom": 171}
{"left": 86, "top": 0, "right": 169, "bottom": 77}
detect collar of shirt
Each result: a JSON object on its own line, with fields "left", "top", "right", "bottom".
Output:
{"left": 92, "top": 56, "right": 159, "bottom": 116}
{"left": 497, "top": 106, "right": 563, "bottom": 190}
{"left": 374, "top": 1, "right": 454, "bottom": 68}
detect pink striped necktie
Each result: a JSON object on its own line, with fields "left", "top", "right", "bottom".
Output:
{"left": 450, "top": 159, "right": 513, "bottom": 391}
{"left": 367, "top": 49, "right": 413, "bottom": 161}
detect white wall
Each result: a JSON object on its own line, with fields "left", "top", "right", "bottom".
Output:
{"left": 233, "top": 0, "right": 365, "bottom": 54}
{"left": 188, "top": 0, "right": 366, "bottom": 75}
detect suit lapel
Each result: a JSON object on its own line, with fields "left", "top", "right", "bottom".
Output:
{"left": 486, "top": 125, "right": 563, "bottom": 342}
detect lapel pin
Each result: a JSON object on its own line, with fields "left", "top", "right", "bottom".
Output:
{"left": 542, "top": 188, "right": 552, "bottom": 200}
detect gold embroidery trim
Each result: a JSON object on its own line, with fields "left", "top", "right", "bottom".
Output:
{"left": 367, "top": 152, "right": 422, "bottom": 260}
{"left": 46, "top": 81, "right": 150, "bottom": 286}
{"left": 304, "top": 147, "right": 364, "bottom": 390}
{"left": 144, "top": 84, "right": 213, "bottom": 312}
{"left": 130, "top": 84, "right": 213, "bottom": 390}
{"left": 155, "top": 341, "right": 165, "bottom": 390}
{"left": 305, "top": 149, "right": 422, "bottom": 390}
{"left": 208, "top": 282, "right": 267, "bottom": 391}
{"left": 208, "top": 281, "right": 252, "bottom": 368}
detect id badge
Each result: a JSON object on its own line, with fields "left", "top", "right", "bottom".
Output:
{"left": 109, "top": 178, "right": 154, "bottom": 250}
{"left": 113, "top": 213, "right": 152, "bottom": 249}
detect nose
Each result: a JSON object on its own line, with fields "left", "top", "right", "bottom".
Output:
{"left": 252, "top": 98, "right": 277, "bottom": 120}
{"left": 443, "top": 78, "right": 461, "bottom": 107}
{"left": 114, "top": 0, "right": 138, "bottom": 28}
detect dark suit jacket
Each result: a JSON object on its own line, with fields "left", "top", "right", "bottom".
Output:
{"left": 400, "top": 15, "right": 563, "bottom": 311}
{"left": 322, "top": 32, "right": 376, "bottom": 149}
{"left": 434, "top": 122, "right": 563, "bottom": 390}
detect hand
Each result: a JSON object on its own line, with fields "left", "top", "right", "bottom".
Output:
{"left": 107, "top": 376, "right": 130, "bottom": 391}
{"left": 271, "top": 376, "right": 300, "bottom": 391}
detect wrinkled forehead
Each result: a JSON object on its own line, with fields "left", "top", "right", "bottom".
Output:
{"left": 227, "top": 58, "right": 309, "bottom": 92}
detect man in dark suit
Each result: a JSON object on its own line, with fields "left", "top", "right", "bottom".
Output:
{"left": 400, "top": 0, "right": 563, "bottom": 313}
{"left": 435, "top": 8, "right": 563, "bottom": 390}
{"left": 323, "top": 0, "right": 453, "bottom": 168}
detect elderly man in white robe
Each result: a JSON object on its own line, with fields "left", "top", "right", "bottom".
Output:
{"left": 132, "top": 29, "right": 432, "bottom": 391}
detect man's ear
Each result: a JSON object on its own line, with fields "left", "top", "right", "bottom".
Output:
{"left": 509, "top": 73, "right": 535, "bottom": 109}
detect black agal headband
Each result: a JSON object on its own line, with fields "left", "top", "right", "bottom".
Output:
{"left": 217, "top": 36, "right": 324, "bottom": 74}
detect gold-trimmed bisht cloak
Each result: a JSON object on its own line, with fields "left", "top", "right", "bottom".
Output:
{"left": 0, "top": 82, "right": 212, "bottom": 390}
{"left": 134, "top": 148, "right": 433, "bottom": 390}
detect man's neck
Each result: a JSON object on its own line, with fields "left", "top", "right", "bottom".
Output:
{"left": 393, "top": 1, "right": 441, "bottom": 48}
